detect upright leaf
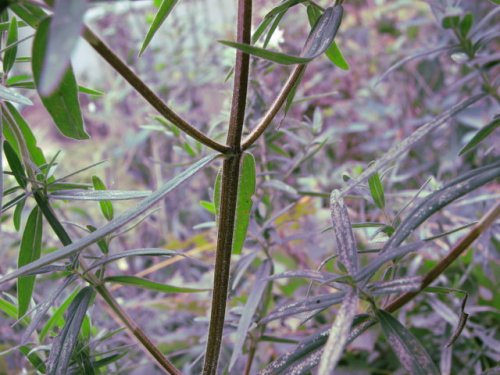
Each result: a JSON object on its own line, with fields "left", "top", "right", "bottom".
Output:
{"left": 3, "top": 16, "right": 18, "bottom": 73}
{"left": 139, "top": 0, "right": 179, "bottom": 56}
{"left": 232, "top": 152, "right": 256, "bottom": 254}
{"left": 92, "top": 176, "right": 114, "bottom": 221}
{"left": 376, "top": 309, "right": 439, "bottom": 375}
{"left": 330, "top": 190, "right": 358, "bottom": 275}
{"left": 318, "top": 287, "right": 359, "bottom": 375}
{"left": 17, "top": 206, "right": 43, "bottom": 318}
{"left": 32, "top": 18, "right": 89, "bottom": 140}
{"left": 39, "top": 0, "right": 88, "bottom": 95}
{"left": 47, "top": 286, "right": 95, "bottom": 375}
{"left": 368, "top": 171, "right": 385, "bottom": 209}
{"left": 3, "top": 140, "right": 27, "bottom": 189}
{"left": 459, "top": 116, "right": 499, "bottom": 155}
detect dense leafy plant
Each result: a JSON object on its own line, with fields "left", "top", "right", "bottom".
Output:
{"left": 0, "top": 0, "right": 498, "bottom": 374}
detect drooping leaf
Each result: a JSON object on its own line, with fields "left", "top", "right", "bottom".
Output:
{"left": 139, "top": 0, "right": 179, "bottom": 56}
{"left": 459, "top": 116, "right": 499, "bottom": 155}
{"left": 229, "top": 260, "right": 271, "bottom": 369}
{"left": 92, "top": 176, "right": 113, "bottom": 221}
{"left": 301, "top": 5, "right": 343, "bottom": 59}
{"left": 0, "top": 153, "right": 219, "bottom": 285}
{"left": 0, "top": 84, "right": 32, "bottom": 105}
{"left": 324, "top": 41, "right": 349, "bottom": 70}
{"left": 330, "top": 190, "right": 358, "bottom": 275}
{"left": 376, "top": 309, "right": 439, "bottom": 375}
{"left": 17, "top": 206, "right": 43, "bottom": 318}
{"left": 47, "top": 286, "right": 95, "bottom": 375}
{"left": 104, "top": 276, "right": 209, "bottom": 293}
{"left": 3, "top": 16, "right": 18, "bottom": 73}
{"left": 368, "top": 171, "right": 385, "bottom": 209}
{"left": 32, "top": 17, "right": 89, "bottom": 140}
{"left": 38, "top": 0, "right": 88, "bottom": 95}
{"left": 232, "top": 152, "right": 256, "bottom": 254}
{"left": 318, "top": 287, "right": 359, "bottom": 375}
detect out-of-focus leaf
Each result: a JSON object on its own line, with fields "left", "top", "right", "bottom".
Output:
{"left": 318, "top": 287, "right": 358, "bottom": 375}
{"left": 229, "top": 260, "right": 271, "bottom": 369}
{"left": 0, "top": 297, "right": 17, "bottom": 319}
{"left": 367, "top": 277, "right": 422, "bottom": 295}
{"left": 459, "top": 116, "right": 499, "bottom": 155}
{"left": 104, "top": 276, "right": 209, "bottom": 294}
{"left": 77, "top": 85, "right": 104, "bottom": 96}
{"left": 86, "top": 248, "right": 182, "bottom": 271}
{"left": 459, "top": 13, "right": 473, "bottom": 38}
{"left": 263, "top": 11, "right": 285, "bottom": 49}
{"left": 39, "top": 0, "right": 88, "bottom": 95}
{"left": 266, "top": 269, "right": 332, "bottom": 283}
{"left": 0, "top": 84, "right": 33, "bottom": 105}
{"left": 324, "top": 41, "right": 349, "bottom": 70}
{"left": 47, "top": 286, "right": 95, "bottom": 375}
{"left": 3, "top": 140, "right": 27, "bottom": 189}
{"left": 17, "top": 206, "right": 43, "bottom": 318}
{"left": 200, "top": 200, "right": 216, "bottom": 214}
{"left": 376, "top": 309, "right": 439, "bottom": 374}
{"left": 22, "top": 276, "right": 77, "bottom": 344}
{"left": 32, "top": 18, "right": 89, "bottom": 140}
{"left": 301, "top": 5, "right": 343, "bottom": 59}
{"left": 0, "top": 153, "right": 219, "bottom": 285}
{"left": 92, "top": 176, "right": 113, "bottom": 221}
{"left": 3, "top": 16, "right": 18, "bottom": 73}
{"left": 368, "top": 171, "right": 385, "bottom": 209}
{"left": 19, "top": 345, "right": 46, "bottom": 373}
{"left": 232, "top": 152, "right": 256, "bottom": 254}
{"left": 10, "top": 3, "right": 46, "bottom": 27}
{"left": 260, "top": 292, "right": 345, "bottom": 324}
{"left": 139, "top": 0, "right": 179, "bottom": 56}
{"left": 330, "top": 190, "right": 358, "bottom": 275}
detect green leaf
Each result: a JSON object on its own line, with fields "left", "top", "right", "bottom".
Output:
{"left": 200, "top": 200, "right": 216, "bottom": 214}
{"left": 376, "top": 309, "right": 439, "bottom": 375}
{"left": 325, "top": 41, "right": 349, "bottom": 70}
{"left": 47, "top": 286, "right": 95, "bottom": 375}
{"left": 13, "top": 198, "right": 26, "bottom": 231}
{"left": 40, "top": 288, "right": 79, "bottom": 341}
{"left": 0, "top": 297, "right": 18, "bottom": 319}
{"left": 86, "top": 225, "right": 109, "bottom": 255}
{"left": 442, "top": 15, "right": 460, "bottom": 29}
{"left": 232, "top": 152, "right": 256, "bottom": 254}
{"left": 3, "top": 16, "right": 18, "bottom": 73}
{"left": 38, "top": 0, "right": 88, "bottom": 95}
{"left": 263, "top": 11, "right": 285, "bottom": 49}
{"left": 32, "top": 18, "right": 89, "bottom": 140}
{"left": 77, "top": 85, "right": 104, "bottom": 96}
{"left": 368, "top": 171, "right": 385, "bottom": 209}
{"left": 459, "top": 13, "right": 473, "bottom": 38}
{"left": 139, "top": 0, "right": 179, "bottom": 56}
{"left": 0, "top": 84, "right": 33, "bottom": 105}
{"left": 3, "top": 140, "right": 27, "bottom": 188}
{"left": 0, "top": 154, "right": 219, "bottom": 284}
{"left": 219, "top": 40, "right": 312, "bottom": 65}
{"left": 104, "top": 276, "right": 209, "bottom": 293}
{"left": 17, "top": 206, "right": 43, "bottom": 318}
{"left": 19, "top": 346, "right": 47, "bottom": 373}
{"left": 213, "top": 167, "right": 222, "bottom": 217}
{"left": 92, "top": 176, "right": 114, "bottom": 221}
{"left": 459, "top": 116, "right": 499, "bottom": 155}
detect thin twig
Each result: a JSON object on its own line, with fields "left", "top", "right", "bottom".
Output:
{"left": 242, "top": 64, "right": 306, "bottom": 150}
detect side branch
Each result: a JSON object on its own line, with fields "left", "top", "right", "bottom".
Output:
{"left": 242, "top": 64, "right": 306, "bottom": 150}
{"left": 82, "top": 27, "right": 229, "bottom": 154}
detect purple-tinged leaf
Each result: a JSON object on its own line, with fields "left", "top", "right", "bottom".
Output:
{"left": 376, "top": 309, "right": 440, "bottom": 375}
{"left": 330, "top": 190, "right": 358, "bottom": 275}
{"left": 318, "top": 287, "right": 358, "bottom": 375}
{"left": 0, "top": 84, "right": 32, "bottom": 106}
{"left": 301, "top": 5, "right": 343, "bottom": 59}
{"left": 367, "top": 277, "right": 422, "bottom": 296}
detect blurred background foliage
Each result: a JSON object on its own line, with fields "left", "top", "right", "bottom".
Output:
{"left": 0, "top": 0, "right": 498, "bottom": 373}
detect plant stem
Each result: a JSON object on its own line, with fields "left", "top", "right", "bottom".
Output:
{"left": 81, "top": 27, "right": 229, "bottom": 154}
{"left": 242, "top": 64, "right": 306, "bottom": 150}
{"left": 203, "top": 0, "right": 252, "bottom": 372}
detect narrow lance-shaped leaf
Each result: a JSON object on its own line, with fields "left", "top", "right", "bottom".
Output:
{"left": 3, "top": 140, "right": 27, "bottom": 189}
{"left": 0, "top": 153, "right": 219, "bottom": 285}
{"left": 104, "top": 276, "right": 209, "bottom": 293}
{"left": 86, "top": 248, "right": 182, "bottom": 271}
{"left": 32, "top": 18, "right": 89, "bottom": 140}
{"left": 367, "top": 276, "right": 422, "bottom": 296}
{"left": 47, "top": 286, "right": 95, "bottom": 375}
{"left": 39, "top": 0, "right": 88, "bottom": 95}
{"left": 330, "top": 189, "right": 358, "bottom": 275}
{"left": 229, "top": 260, "right": 272, "bottom": 370}
{"left": 318, "top": 287, "right": 359, "bottom": 375}
{"left": 0, "top": 84, "right": 33, "bottom": 106}
{"left": 3, "top": 16, "right": 18, "bottom": 73}
{"left": 368, "top": 171, "right": 385, "bottom": 209}
{"left": 459, "top": 116, "right": 499, "bottom": 156}
{"left": 139, "top": 0, "right": 179, "bottom": 56}
{"left": 376, "top": 309, "right": 440, "bottom": 375}
{"left": 232, "top": 152, "right": 256, "bottom": 254}
{"left": 17, "top": 206, "right": 43, "bottom": 318}
{"left": 50, "top": 189, "right": 152, "bottom": 201}
{"left": 92, "top": 176, "right": 113, "bottom": 221}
